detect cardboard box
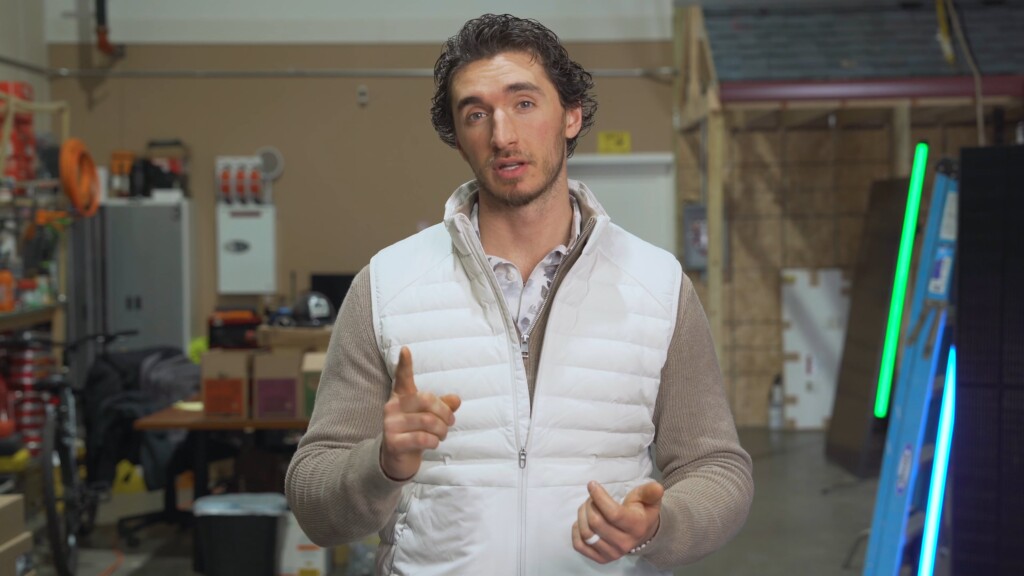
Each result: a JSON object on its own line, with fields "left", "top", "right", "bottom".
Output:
{"left": 257, "top": 326, "right": 332, "bottom": 353}
{"left": 0, "top": 531, "right": 31, "bottom": 576}
{"left": 202, "top": 350, "right": 251, "bottom": 419}
{"left": 277, "top": 512, "right": 330, "bottom": 576}
{"left": 0, "top": 496, "right": 24, "bottom": 549}
{"left": 253, "top": 350, "right": 304, "bottom": 420}
{"left": 300, "top": 353, "right": 327, "bottom": 419}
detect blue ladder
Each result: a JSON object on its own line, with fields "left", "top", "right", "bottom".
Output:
{"left": 863, "top": 163, "right": 958, "bottom": 575}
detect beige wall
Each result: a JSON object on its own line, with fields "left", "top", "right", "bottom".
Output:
{"left": 49, "top": 41, "right": 674, "bottom": 337}
{"left": 1, "top": 0, "right": 50, "bottom": 129}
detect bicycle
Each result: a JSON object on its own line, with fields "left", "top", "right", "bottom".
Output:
{"left": 1, "top": 328, "right": 137, "bottom": 576}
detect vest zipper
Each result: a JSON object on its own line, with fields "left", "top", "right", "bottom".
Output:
{"left": 521, "top": 217, "right": 597, "bottom": 383}
{"left": 516, "top": 217, "right": 595, "bottom": 576}
{"left": 462, "top": 213, "right": 597, "bottom": 576}
{"left": 519, "top": 448, "right": 528, "bottom": 576}
{"left": 459, "top": 216, "right": 530, "bottom": 575}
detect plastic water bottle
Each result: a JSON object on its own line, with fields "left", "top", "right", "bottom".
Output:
{"left": 768, "top": 374, "right": 784, "bottom": 431}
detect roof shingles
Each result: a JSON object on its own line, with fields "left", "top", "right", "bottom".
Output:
{"left": 704, "top": 4, "right": 1024, "bottom": 81}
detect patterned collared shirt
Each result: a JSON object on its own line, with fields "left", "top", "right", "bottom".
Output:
{"left": 471, "top": 195, "right": 582, "bottom": 338}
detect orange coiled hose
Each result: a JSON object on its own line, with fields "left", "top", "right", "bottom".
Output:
{"left": 59, "top": 138, "right": 100, "bottom": 218}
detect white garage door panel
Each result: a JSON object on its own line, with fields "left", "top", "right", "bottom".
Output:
{"left": 567, "top": 153, "right": 676, "bottom": 256}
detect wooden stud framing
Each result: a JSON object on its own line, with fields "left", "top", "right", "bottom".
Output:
{"left": 707, "top": 111, "right": 726, "bottom": 368}
{"left": 673, "top": 5, "right": 727, "bottom": 368}
{"left": 676, "top": 6, "right": 721, "bottom": 131}
{"left": 782, "top": 108, "right": 837, "bottom": 130}
{"left": 726, "top": 95, "right": 1020, "bottom": 112}
{"left": 892, "top": 102, "right": 912, "bottom": 178}
{"left": 673, "top": 8, "right": 687, "bottom": 257}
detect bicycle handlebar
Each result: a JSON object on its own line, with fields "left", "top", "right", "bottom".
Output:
{"left": 0, "top": 329, "right": 139, "bottom": 352}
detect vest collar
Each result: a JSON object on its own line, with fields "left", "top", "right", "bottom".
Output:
{"left": 443, "top": 179, "right": 611, "bottom": 258}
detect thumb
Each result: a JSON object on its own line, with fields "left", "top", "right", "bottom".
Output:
{"left": 624, "top": 482, "right": 665, "bottom": 509}
{"left": 440, "top": 394, "right": 462, "bottom": 413}
{"left": 393, "top": 346, "right": 418, "bottom": 396}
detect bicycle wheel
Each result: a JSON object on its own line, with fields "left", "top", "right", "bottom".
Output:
{"left": 41, "top": 405, "right": 80, "bottom": 576}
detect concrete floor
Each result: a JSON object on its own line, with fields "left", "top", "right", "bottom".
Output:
{"left": 682, "top": 430, "right": 878, "bottom": 576}
{"left": 31, "top": 429, "right": 883, "bottom": 576}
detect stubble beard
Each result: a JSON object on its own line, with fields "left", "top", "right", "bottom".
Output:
{"left": 478, "top": 142, "right": 567, "bottom": 210}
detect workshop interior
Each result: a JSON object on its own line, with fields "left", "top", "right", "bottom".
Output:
{"left": 0, "top": 1, "right": 1022, "bottom": 575}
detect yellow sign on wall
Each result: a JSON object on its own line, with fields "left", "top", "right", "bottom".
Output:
{"left": 597, "top": 131, "right": 632, "bottom": 154}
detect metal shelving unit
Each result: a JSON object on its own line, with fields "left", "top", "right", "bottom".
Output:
{"left": 0, "top": 304, "right": 60, "bottom": 333}
{"left": 0, "top": 92, "right": 73, "bottom": 354}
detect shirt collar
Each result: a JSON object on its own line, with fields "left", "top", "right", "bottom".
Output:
{"left": 470, "top": 193, "right": 582, "bottom": 250}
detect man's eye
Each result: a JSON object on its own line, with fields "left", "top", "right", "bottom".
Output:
{"left": 517, "top": 101, "right": 534, "bottom": 109}
{"left": 467, "top": 112, "right": 485, "bottom": 122}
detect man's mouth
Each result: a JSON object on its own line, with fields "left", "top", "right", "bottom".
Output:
{"left": 494, "top": 159, "right": 527, "bottom": 176}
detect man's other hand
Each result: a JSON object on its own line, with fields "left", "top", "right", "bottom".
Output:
{"left": 572, "top": 481, "right": 664, "bottom": 564}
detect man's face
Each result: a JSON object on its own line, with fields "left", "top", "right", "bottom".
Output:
{"left": 450, "top": 51, "right": 583, "bottom": 208}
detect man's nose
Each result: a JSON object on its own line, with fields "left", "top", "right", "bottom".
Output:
{"left": 491, "top": 110, "right": 518, "bottom": 150}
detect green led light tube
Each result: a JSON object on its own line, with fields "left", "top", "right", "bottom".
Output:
{"left": 874, "top": 141, "right": 929, "bottom": 419}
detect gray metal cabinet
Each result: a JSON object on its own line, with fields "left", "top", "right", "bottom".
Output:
{"left": 101, "top": 198, "right": 192, "bottom": 352}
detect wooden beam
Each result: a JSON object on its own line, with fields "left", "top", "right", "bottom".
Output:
{"left": 782, "top": 108, "right": 837, "bottom": 129}
{"left": 726, "top": 95, "right": 1021, "bottom": 112}
{"left": 892, "top": 102, "right": 912, "bottom": 178}
{"left": 707, "top": 111, "right": 726, "bottom": 368}
{"left": 677, "top": 6, "right": 721, "bottom": 131}
{"left": 0, "top": 305, "right": 60, "bottom": 333}
{"left": 914, "top": 95, "right": 1020, "bottom": 108}
{"left": 672, "top": 8, "right": 688, "bottom": 257}
{"left": 908, "top": 106, "right": 951, "bottom": 126}
{"left": 673, "top": 8, "right": 685, "bottom": 257}
{"left": 721, "top": 75, "right": 1024, "bottom": 105}
{"left": 729, "top": 108, "right": 779, "bottom": 131}
{"left": 677, "top": 6, "right": 704, "bottom": 129}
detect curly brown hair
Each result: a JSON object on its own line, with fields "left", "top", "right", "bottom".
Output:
{"left": 430, "top": 14, "right": 597, "bottom": 158}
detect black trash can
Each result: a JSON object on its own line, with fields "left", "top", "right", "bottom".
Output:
{"left": 193, "top": 493, "right": 288, "bottom": 576}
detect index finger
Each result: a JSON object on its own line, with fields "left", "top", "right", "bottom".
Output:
{"left": 393, "top": 347, "right": 418, "bottom": 397}
{"left": 587, "top": 481, "right": 623, "bottom": 522}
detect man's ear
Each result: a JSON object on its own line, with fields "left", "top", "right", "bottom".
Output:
{"left": 564, "top": 104, "right": 583, "bottom": 140}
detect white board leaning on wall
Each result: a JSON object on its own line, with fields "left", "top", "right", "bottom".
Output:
{"left": 782, "top": 268, "right": 851, "bottom": 430}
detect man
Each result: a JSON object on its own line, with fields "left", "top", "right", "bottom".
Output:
{"left": 286, "top": 14, "right": 752, "bottom": 575}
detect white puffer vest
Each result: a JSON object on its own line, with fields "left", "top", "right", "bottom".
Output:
{"left": 370, "top": 181, "right": 681, "bottom": 576}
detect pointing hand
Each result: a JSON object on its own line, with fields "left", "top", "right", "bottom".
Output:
{"left": 380, "top": 347, "right": 462, "bottom": 481}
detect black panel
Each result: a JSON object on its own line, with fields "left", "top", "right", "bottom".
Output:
{"left": 826, "top": 178, "right": 909, "bottom": 478}
{"left": 954, "top": 145, "right": 1024, "bottom": 575}
{"left": 951, "top": 389, "right": 999, "bottom": 575}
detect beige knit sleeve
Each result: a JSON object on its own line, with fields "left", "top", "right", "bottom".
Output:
{"left": 640, "top": 273, "right": 754, "bottom": 568}
{"left": 285, "top": 265, "right": 406, "bottom": 547}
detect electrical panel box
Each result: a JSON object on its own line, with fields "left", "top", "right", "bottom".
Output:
{"left": 215, "top": 155, "right": 276, "bottom": 295}
{"left": 217, "top": 204, "right": 276, "bottom": 294}
{"left": 215, "top": 156, "right": 266, "bottom": 204}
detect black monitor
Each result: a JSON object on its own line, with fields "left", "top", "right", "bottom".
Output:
{"left": 310, "top": 273, "right": 356, "bottom": 314}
